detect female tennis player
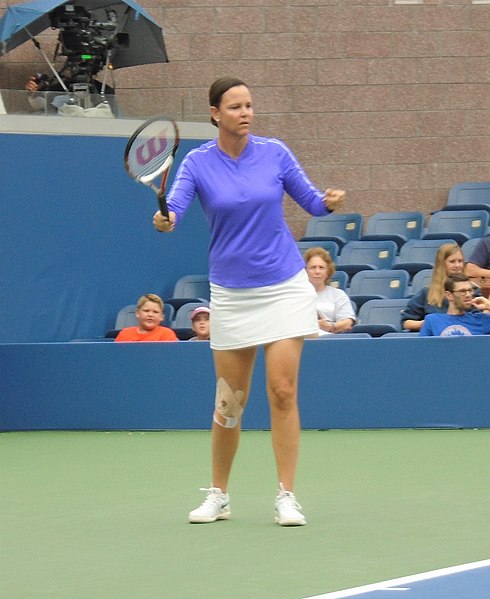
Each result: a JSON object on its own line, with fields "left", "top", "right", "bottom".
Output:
{"left": 153, "top": 77, "right": 346, "bottom": 526}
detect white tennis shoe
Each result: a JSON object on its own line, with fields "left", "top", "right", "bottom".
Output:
{"left": 188, "top": 487, "right": 231, "bottom": 523}
{"left": 274, "top": 483, "right": 306, "bottom": 526}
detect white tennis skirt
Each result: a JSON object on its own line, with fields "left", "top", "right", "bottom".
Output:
{"left": 210, "top": 269, "right": 318, "bottom": 350}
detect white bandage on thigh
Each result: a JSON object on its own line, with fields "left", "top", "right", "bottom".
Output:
{"left": 213, "top": 377, "right": 244, "bottom": 429}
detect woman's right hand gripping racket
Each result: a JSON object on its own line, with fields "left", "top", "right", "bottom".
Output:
{"left": 124, "top": 116, "right": 180, "bottom": 220}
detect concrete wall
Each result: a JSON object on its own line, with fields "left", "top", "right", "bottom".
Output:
{"left": 1, "top": 1, "right": 489, "bottom": 238}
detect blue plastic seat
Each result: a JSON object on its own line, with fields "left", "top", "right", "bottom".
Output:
{"left": 336, "top": 240, "right": 398, "bottom": 279}
{"left": 444, "top": 182, "right": 490, "bottom": 215}
{"left": 361, "top": 211, "right": 424, "bottom": 250}
{"left": 407, "top": 268, "right": 433, "bottom": 297}
{"left": 351, "top": 298, "right": 409, "bottom": 337}
{"left": 300, "top": 213, "right": 363, "bottom": 248}
{"left": 172, "top": 274, "right": 210, "bottom": 301}
{"left": 348, "top": 269, "right": 410, "bottom": 310}
{"left": 314, "top": 332, "right": 372, "bottom": 339}
{"left": 166, "top": 274, "right": 211, "bottom": 311}
{"left": 392, "top": 238, "right": 456, "bottom": 278}
{"left": 422, "top": 210, "right": 489, "bottom": 245}
{"left": 297, "top": 239, "right": 339, "bottom": 262}
{"left": 462, "top": 237, "right": 483, "bottom": 261}
{"left": 114, "top": 304, "right": 138, "bottom": 329}
{"left": 329, "top": 270, "right": 349, "bottom": 291}
{"left": 381, "top": 332, "right": 420, "bottom": 338}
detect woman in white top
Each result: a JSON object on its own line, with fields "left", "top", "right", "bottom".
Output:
{"left": 304, "top": 247, "right": 356, "bottom": 335}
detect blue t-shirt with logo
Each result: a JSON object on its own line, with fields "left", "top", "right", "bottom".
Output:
{"left": 419, "top": 311, "right": 490, "bottom": 336}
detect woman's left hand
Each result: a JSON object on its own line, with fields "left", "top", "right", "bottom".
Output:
{"left": 323, "top": 188, "right": 346, "bottom": 212}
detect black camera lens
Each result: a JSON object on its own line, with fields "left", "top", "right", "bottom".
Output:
{"left": 34, "top": 73, "right": 48, "bottom": 91}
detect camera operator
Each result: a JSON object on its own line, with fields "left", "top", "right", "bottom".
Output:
{"left": 25, "top": 59, "right": 115, "bottom": 113}
{"left": 25, "top": 4, "right": 121, "bottom": 114}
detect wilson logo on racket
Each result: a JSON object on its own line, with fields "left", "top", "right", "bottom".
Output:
{"left": 136, "top": 135, "right": 169, "bottom": 166}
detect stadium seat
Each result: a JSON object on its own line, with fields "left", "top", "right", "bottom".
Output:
{"left": 381, "top": 332, "right": 419, "bottom": 338}
{"left": 462, "top": 237, "right": 483, "bottom": 261}
{"left": 348, "top": 269, "right": 410, "bottom": 310}
{"left": 422, "top": 210, "right": 489, "bottom": 245}
{"left": 336, "top": 240, "right": 398, "bottom": 279}
{"left": 164, "top": 296, "right": 207, "bottom": 312}
{"left": 361, "top": 211, "right": 424, "bottom": 250}
{"left": 114, "top": 304, "right": 138, "bottom": 330}
{"left": 392, "top": 238, "right": 456, "bottom": 278}
{"left": 166, "top": 274, "right": 211, "bottom": 311}
{"left": 172, "top": 274, "right": 210, "bottom": 299}
{"left": 297, "top": 239, "right": 339, "bottom": 261}
{"left": 444, "top": 181, "right": 490, "bottom": 215}
{"left": 315, "top": 332, "right": 372, "bottom": 339}
{"left": 300, "top": 213, "right": 363, "bottom": 248}
{"left": 408, "top": 268, "right": 433, "bottom": 297}
{"left": 351, "top": 298, "right": 409, "bottom": 337}
{"left": 329, "top": 270, "right": 349, "bottom": 291}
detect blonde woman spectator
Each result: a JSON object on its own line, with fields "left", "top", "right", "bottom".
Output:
{"left": 402, "top": 243, "right": 479, "bottom": 332}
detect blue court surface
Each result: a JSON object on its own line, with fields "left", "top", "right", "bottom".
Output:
{"left": 305, "top": 560, "right": 490, "bottom": 599}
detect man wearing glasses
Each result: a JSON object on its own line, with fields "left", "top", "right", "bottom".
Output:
{"left": 419, "top": 273, "right": 490, "bottom": 336}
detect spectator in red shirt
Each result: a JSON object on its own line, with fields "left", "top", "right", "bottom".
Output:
{"left": 115, "top": 294, "right": 178, "bottom": 342}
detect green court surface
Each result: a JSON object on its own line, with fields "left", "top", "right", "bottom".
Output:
{"left": 1, "top": 429, "right": 489, "bottom": 599}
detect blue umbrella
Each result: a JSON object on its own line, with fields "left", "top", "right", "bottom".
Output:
{"left": 0, "top": 0, "right": 168, "bottom": 68}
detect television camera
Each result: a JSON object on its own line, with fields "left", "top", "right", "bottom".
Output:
{"left": 36, "top": 4, "right": 129, "bottom": 93}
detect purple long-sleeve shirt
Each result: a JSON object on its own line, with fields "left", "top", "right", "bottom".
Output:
{"left": 167, "top": 134, "right": 330, "bottom": 288}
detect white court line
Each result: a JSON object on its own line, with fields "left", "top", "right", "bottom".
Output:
{"left": 303, "top": 559, "right": 490, "bottom": 599}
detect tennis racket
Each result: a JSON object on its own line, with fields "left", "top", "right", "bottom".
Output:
{"left": 124, "top": 116, "right": 180, "bottom": 219}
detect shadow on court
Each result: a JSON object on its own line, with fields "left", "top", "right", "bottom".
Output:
{"left": 1, "top": 429, "right": 489, "bottom": 599}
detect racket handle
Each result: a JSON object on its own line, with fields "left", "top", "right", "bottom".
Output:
{"left": 157, "top": 191, "right": 170, "bottom": 219}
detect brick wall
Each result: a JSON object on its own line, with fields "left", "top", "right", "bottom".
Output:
{"left": 1, "top": 0, "right": 490, "bottom": 238}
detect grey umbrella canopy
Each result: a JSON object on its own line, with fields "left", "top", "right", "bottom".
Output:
{"left": 0, "top": 0, "right": 168, "bottom": 68}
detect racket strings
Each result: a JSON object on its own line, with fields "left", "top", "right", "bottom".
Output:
{"left": 127, "top": 125, "right": 177, "bottom": 180}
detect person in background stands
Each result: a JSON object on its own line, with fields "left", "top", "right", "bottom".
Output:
{"left": 465, "top": 235, "right": 490, "bottom": 295}
{"left": 419, "top": 273, "right": 490, "bottom": 336}
{"left": 24, "top": 61, "right": 115, "bottom": 113}
{"left": 189, "top": 306, "right": 211, "bottom": 341}
{"left": 115, "top": 294, "right": 178, "bottom": 342}
{"left": 304, "top": 246, "right": 356, "bottom": 335}
{"left": 401, "top": 243, "right": 479, "bottom": 332}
